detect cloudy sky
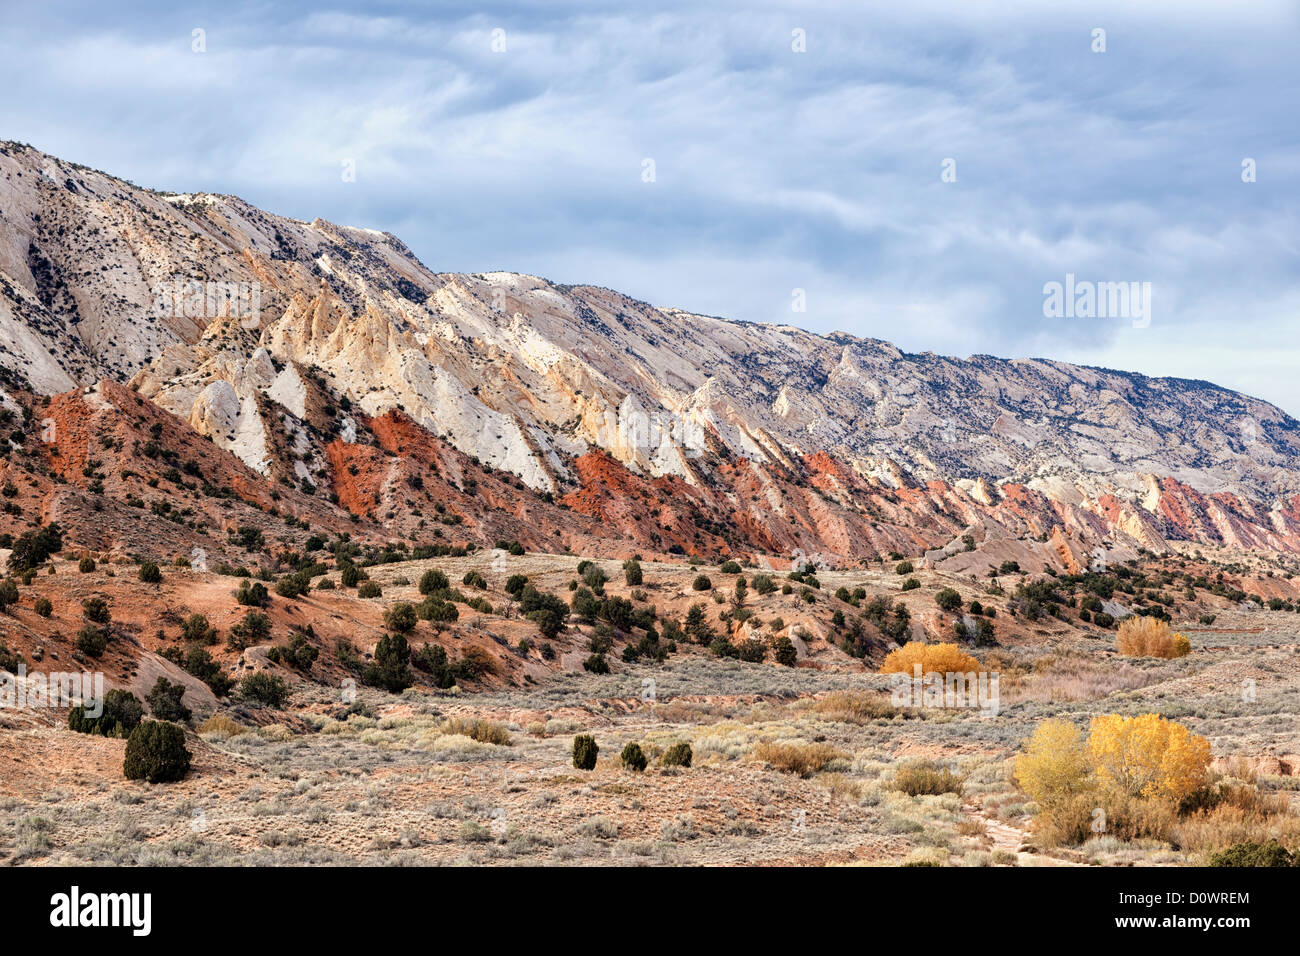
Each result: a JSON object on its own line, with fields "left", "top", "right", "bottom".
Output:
{"left": 2, "top": 1, "right": 1298, "bottom": 410}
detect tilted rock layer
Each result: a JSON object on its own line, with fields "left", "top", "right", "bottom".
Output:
{"left": 3, "top": 140, "right": 1300, "bottom": 568}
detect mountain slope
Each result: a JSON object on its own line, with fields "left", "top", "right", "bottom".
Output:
{"left": 3, "top": 140, "right": 1300, "bottom": 566}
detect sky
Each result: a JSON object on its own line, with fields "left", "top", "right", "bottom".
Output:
{"left": 2, "top": 0, "right": 1298, "bottom": 411}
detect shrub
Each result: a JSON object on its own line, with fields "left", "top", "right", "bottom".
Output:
{"left": 901, "top": 577, "right": 920, "bottom": 591}
{"left": 620, "top": 742, "right": 647, "bottom": 772}
{"left": 6, "top": 525, "right": 62, "bottom": 573}
{"left": 573, "top": 734, "right": 599, "bottom": 770}
{"left": 892, "top": 760, "right": 964, "bottom": 796}
{"left": 583, "top": 653, "right": 610, "bottom": 674}
{"left": 357, "top": 581, "right": 382, "bottom": 599}
{"left": 138, "top": 561, "right": 162, "bottom": 584}
{"left": 419, "top": 569, "right": 450, "bottom": 594}
{"left": 453, "top": 646, "right": 497, "bottom": 682}
{"left": 79, "top": 557, "right": 96, "bottom": 573}
{"left": 753, "top": 740, "right": 845, "bottom": 777}
{"left": 719, "top": 560, "right": 742, "bottom": 574}
{"left": 239, "top": 672, "right": 290, "bottom": 707}
{"left": 1206, "top": 840, "right": 1295, "bottom": 867}
{"left": 880, "top": 642, "right": 978, "bottom": 675}
{"left": 340, "top": 564, "right": 361, "bottom": 588}
{"left": 662, "top": 742, "right": 692, "bottom": 768}
{"left": 1015, "top": 713, "right": 1213, "bottom": 847}
{"left": 773, "top": 636, "right": 798, "bottom": 666}
{"left": 505, "top": 574, "right": 528, "bottom": 596}
{"left": 384, "top": 602, "right": 418, "bottom": 634}
{"left": 895, "top": 561, "right": 914, "bottom": 575}
{"left": 178, "top": 613, "right": 215, "bottom": 645}
{"left": 0, "top": 579, "right": 19, "bottom": 614}
{"left": 462, "top": 570, "right": 487, "bottom": 589}
{"left": 413, "top": 642, "right": 454, "bottom": 688}
{"left": 236, "top": 579, "right": 269, "bottom": 607}
{"left": 1116, "top": 616, "right": 1190, "bottom": 658}
{"left": 75, "top": 625, "right": 108, "bottom": 658}
{"left": 145, "top": 677, "right": 192, "bottom": 722}
{"left": 1092, "top": 611, "right": 1115, "bottom": 628}
{"left": 752, "top": 574, "right": 776, "bottom": 595}
{"left": 364, "top": 633, "right": 413, "bottom": 693}
{"left": 275, "top": 569, "right": 311, "bottom": 598}
{"left": 68, "top": 689, "right": 143, "bottom": 738}
{"left": 34, "top": 597, "right": 52, "bottom": 617}
{"left": 692, "top": 574, "right": 712, "bottom": 591}
{"left": 228, "top": 610, "right": 272, "bottom": 649}
{"left": 623, "top": 559, "right": 643, "bottom": 586}
{"left": 268, "top": 632, "right": 318, "bottom": 672}
{"left": 123, "top": 721, "right": 191, "bottom": 783}
{"left": 935, "top": 588, "right": 962, "bottom": 611}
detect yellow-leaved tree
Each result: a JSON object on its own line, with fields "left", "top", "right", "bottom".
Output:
{"left": 1014, "top": 719, "right": 1094, "bottom": 808}
{"left": 1086, "top": 713, "right": 1211, "bottom": 803}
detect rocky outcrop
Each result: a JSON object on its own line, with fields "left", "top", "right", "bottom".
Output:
{"left": 5, "top": 142, "right": 1300, "bottom": 562}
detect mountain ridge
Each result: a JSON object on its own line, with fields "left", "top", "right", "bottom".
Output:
{"left": 3, "top": 141, "right": 1300, "bottom": 567}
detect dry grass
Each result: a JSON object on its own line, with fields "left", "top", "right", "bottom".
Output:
{"left": 811, "top": 690, "right": 899, "bottom": 723}
{"left": 752, "top": 740, "right": 846, "bottom": 777}
{"left": 892, "top": 760, "right": 964, "bottom": 797}
{"left": 1116, "top": 617, "right": 1190, "bottom": 658}
{"left": 441, "top": 717, "right": 512, "bottom": 746}
{"left": 197, "top": 714, "right": 247, "bottom": 737}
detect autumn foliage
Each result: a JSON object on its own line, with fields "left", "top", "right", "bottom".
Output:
{"left": 880, "top": 642, "right": 979, "bottom": 675}
{"left": 1116, "top": 616, "right": 1190, "bottom": 659}
{"left": 1014, "top": 713, "right": 1212, "bottom": 846}
{"left": 1087, "top": 713, "right": 1211, "bottom": 803}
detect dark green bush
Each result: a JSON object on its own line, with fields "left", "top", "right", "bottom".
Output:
{"left": 76, "top": 624, "right": 108, "bottom": 657}
{"left": 620, "top": 742, "right": 647, "bottom": 772}
{"left": 1206, "top": 840, "right": 1295, "bottom": 867}
{"left": 123, "top": 720, "right": 191, "bottom": 783}
{"left": 68, "top": 689, "right": 143, "bottom": 738}
{"left": 146, "top": 677, "right": 191, "bottom": 722}
{"left": 239, "top": 671, "right": 289, "bottom": 707}
{"left": 138, "top": 561, "right": 162, "bottom": 584}
{"left": 364, "top": 633, "right": 413, "bottom": 693}
{"left": 935, "top": 588, "right": 962, "bottom": 611}
{"left": 384, "top": 602, "right": 418, "bottom": 633}
{"left": 773, "top": 636, "right": 798, "bottom": 666}
{"left": 418, "top": 569, "right": 450, "bottom": 594}
{"left": 662, "top": 742, "right": 692, "bottom": 768}
{"left": 573, "top": 734, "right": 599, "bottom": 770}
{"left": 622, "top": 559, "right": 643, "bottom": 586}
